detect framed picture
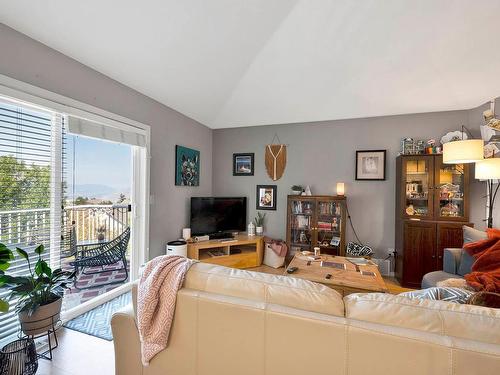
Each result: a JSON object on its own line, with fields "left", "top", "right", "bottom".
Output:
{"left": 233, "top": 153, "right": 254, "bottom": 176}
{"left": 175, "top": 145, "right": 200, "bottom": 186}
{"left": 256, "top": 185, "right": 277, "bottom": 210}
{"left": 355, "top": 150, "right": 386, "bottom": 180}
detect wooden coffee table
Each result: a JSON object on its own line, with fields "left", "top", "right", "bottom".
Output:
{"left": 284, "top": 254, "right": 388, "bottom": 296}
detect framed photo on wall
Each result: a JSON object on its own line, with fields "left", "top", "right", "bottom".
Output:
{"left": 355, "top": 150, "right": 386, "bottom": 180}
{"left": 256, "top": 185, "right": 277, "bottom": 210}
{"left": 233, "top": 153, "right": 254, "bottom": 176}
{"left": 175, "top": 145, "right": 200, "bottom": 186}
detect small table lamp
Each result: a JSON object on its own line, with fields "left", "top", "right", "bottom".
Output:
{"left": 336, "top": 182, "right": 345, "bottom": 196}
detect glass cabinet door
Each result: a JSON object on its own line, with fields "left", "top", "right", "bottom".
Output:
{"left": 402, "top": 156, "right": 434, "bottom": 219}
{"left": 315, "top": 200, "right": 343, "bottom": 255}
{"left": 289, "top": 198, "right": 315, "bottom": 253}
{"left": 435, "top": 158, "right": 467, "bottom": 220}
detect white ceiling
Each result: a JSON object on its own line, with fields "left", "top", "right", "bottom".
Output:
{"left": 1, "top": 0, "right": 500, "bottom": 129}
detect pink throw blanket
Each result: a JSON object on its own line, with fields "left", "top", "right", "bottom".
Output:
{"left": 137, "top": 255, "right": 195, "bottom": 365}
{"left": 264, "top": 236, "right": 288, "bottom": 257}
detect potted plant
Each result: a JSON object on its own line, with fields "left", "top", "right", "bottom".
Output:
{"left": 97, "top": 224, "right": 106, "bottom": 242}
{"left": 254, "top": 212, "right": 266, "bottom": 236}
{"left": 0, "top": 242, "right": 75, "bottom": 335}
{"left": 291, "top": 185, "right": 303, "bottom": 195}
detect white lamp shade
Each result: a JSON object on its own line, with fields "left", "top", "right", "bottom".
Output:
{"left": 336, "top": 182, "right": 345, "bottom": 196}
{"left": 443, "top": 139, "right": 484, "bottom": 164}
{"left": 475, "top": 158, "right": 500, "bottom": 180}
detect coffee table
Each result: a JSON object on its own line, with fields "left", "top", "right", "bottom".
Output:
{"left": 284, "top": 254, "right": 388, "bottom": 296}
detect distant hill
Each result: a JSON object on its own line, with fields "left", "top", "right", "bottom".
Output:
{"left": 67, "top": 184, "right": 130, "bottom": 200}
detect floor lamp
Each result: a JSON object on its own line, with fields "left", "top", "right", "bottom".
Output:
{"left": 475, "top": 158, "right": 500, "bottom": 228}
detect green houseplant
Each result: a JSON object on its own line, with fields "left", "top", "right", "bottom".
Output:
{"left": 0, "top": 242, "right": 75, "bottom": 335}
{"left": 254, "top": 212, "right": 266, "bottom": 236}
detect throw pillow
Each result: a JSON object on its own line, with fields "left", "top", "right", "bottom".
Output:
{"left": 463, "top": 225, "right": 487, "bottom": 245}
{"left": 400, "top": 287, "right": 474, "bottom": 304}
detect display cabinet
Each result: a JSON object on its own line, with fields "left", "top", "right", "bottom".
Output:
{"left": 395, "top": 154, "right": 472, "bottom": 288}
{"left": 286, "top": 195, "right": 346, "bottom": 256}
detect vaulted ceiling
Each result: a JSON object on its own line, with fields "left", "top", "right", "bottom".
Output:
{"left": 1, "top": 0, "right": 500, "bottom": 128}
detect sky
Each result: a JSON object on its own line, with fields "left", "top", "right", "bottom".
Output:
{"left": 66, "top": 134, "right": 132, "bottom": 196}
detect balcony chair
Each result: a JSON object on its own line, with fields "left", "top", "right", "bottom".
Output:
{"left": 71, "top": 227, "right": 130, "bottom": 289}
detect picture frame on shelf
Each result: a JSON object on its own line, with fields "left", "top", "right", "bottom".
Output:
{"left": 175, "top": 145, "right": 200, "bottom": 186}
{"left": 233, "top": 153, "right": 254, "bottom": 176}
{"left": 256, "top": 185, "right": 277, "bottom": 210}
{"left": 355, "top": 150, "right": 386, "bottom": 181}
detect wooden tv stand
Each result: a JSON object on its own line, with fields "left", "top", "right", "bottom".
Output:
{"left": 187, "top": 234, "right": 264, "bottom": 269}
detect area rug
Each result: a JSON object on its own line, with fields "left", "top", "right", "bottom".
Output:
{"left": 64, "top": 292, "right": 132, "bottom": 340}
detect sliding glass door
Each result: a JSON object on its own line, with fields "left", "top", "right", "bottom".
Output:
{"left": 0, "top": 93, "right": 149, "bottom": 343}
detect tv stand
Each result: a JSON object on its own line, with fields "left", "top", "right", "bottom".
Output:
{"left": 187, "top": 234, "right": 263, "bottom": 269}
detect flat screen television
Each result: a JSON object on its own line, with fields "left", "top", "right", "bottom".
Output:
{"left": 190, "top": 197, "right": 247, "bottom": 236}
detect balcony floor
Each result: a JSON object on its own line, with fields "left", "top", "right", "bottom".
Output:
{"left": 61, "top": 257, "right": 130, "bottom": 310}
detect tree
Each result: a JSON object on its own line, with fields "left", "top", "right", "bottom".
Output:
{"left": 117, "top": 193, "right": 126, "bottom": 204}
{"left": 73, "top": 196, "right": 89, "bottom": 205}
{"left": 0, "top": 156, "right": 51, "bottom": 210}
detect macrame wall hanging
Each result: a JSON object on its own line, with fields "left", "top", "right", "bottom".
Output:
{"left": 265, "top": 134, "right": 287, "bottom": 181}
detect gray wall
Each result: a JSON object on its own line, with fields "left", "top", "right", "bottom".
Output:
{"left": 1, "top": 23, "right": 496, "bottom": 261}
{"left": 213, "top": 111, "right": 487, "bottom": 258}
{"left": 0, "top": 24, "right": 213, "bottom": 258}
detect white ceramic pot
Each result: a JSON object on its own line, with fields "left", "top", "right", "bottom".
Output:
{"left": 256, "top": 226, "right": 264, "bottom": 236}
{"left": 19, "top": 297, "right": 62, "bottom": 336}
{"left": 291, "top": 190, "right": 302, "bottom": 195}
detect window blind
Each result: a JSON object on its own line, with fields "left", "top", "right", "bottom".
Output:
{"left": 0, "top": 98, "right": 65, "bottom": 341}
{"left": 68, "top": 116, "right": 146, "bottom": 147}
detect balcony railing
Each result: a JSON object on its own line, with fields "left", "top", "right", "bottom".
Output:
{"left": 0, "top": 204, "right": 131, "bottom": 248}
{"left": 66, "top": 204, "right": 131, "bottom": 243}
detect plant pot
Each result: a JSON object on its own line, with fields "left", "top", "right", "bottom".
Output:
{"left": 97, "top": 233, "right": 105, "bottom": 241}
{"left": 19, "top": 298, "right": 62, "bottom": 336}
{"left": 291, "top": 190, "right": 302, "bottom": 195}
{"left": 256, "top": 226, "right": 264, "bottom": 236}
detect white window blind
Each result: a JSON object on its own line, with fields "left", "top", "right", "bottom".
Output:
{"left": 68, "top": 116, "right": 146, "bottom": 147}
{"left": 0, "top": 98, "right": 65, "bottom": 341}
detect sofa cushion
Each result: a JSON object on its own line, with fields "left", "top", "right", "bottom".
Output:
{"left": 463, "top": 225, "right": 487, "bottom": 244}
{"left": 421, "top": 270, "right": 462, "bottom": 288}
{"left": 183, "top": 262, "right": 344, "bottom": 317}
{"left": 345, "top": 293, "right": 500, "bottom": 345}
{"left": 457, "top": 251, "right": 475, "bottom": 276}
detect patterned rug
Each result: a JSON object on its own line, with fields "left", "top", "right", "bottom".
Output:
{"left": 64, "top": 292, "right": 132, "bottom": 340}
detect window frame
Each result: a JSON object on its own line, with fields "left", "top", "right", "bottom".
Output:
{"left": 0, "top": 74, "right": 151, "bottom": 324}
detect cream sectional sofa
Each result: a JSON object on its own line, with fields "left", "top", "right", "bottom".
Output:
{"left": 111, "top": 262, "right": 500, "bottom": 375}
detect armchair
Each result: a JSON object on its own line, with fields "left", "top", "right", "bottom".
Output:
{"left": 421, "top": 248, "right": 474, "bottom": 289}
{"left": 71, "top": 227, "right": 130, "bottom": 289}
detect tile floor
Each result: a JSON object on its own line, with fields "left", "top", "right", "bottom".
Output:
{"left": 61, "top": 258, "right": 129, "bottom": 311}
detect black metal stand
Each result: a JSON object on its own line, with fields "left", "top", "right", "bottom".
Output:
{"left": 18, "top": 314, "right": 62, "bottom": 361}
{"left": 486, "top": 179, "right": 499, "bottom": 228}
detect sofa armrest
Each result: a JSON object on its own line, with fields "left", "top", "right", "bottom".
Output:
{"left": 443, "top": 248, "right": 463, "bottom": 274}
{"left": 111, "top": 304, "right": 143, "bottom": 375}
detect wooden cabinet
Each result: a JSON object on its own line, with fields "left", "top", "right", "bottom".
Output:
{"left": 395, "top": 155, "right": 472, "bottom": 288}
{"left": 187, "top": 235, "right": 263, "bottom": 269}
{"left": 286, "top": 195, "right": 346, "bottom": 256}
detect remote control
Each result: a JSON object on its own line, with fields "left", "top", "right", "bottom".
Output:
{"left": 286, "top": 266, "right": 298, "bottom": 274}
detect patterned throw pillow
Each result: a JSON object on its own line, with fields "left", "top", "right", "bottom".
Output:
{"left": 400, "top": 287, "right": 474, "bottom": 304}
{"left": 346, "top": 242, "right": 374, "bottom": 257}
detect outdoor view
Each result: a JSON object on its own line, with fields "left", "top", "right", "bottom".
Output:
{"left": 63, "top": 135, "right": 132, "bottom": 309}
